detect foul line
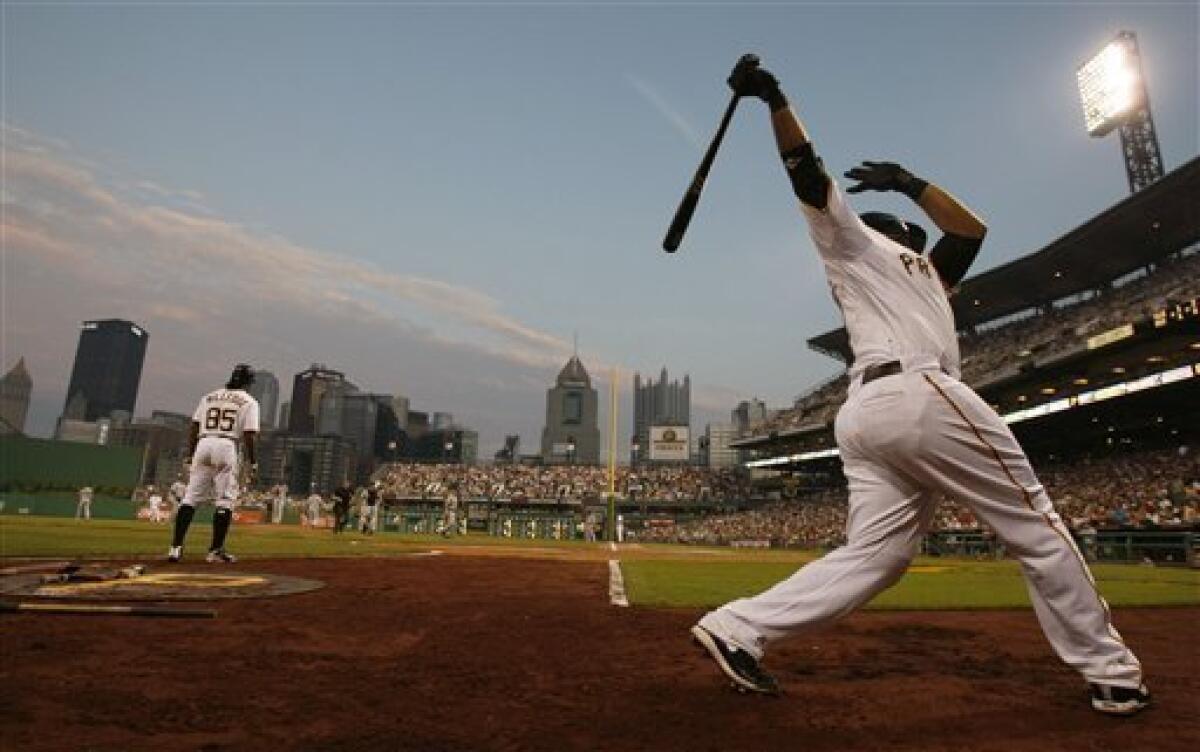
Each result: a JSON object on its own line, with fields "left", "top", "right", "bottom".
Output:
{"left": 608, "top": 559, "right": 629, "bottom": 607}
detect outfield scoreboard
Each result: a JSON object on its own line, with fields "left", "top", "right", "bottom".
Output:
{"left": 648, "top": 426, "right": 689, "bottom": 462}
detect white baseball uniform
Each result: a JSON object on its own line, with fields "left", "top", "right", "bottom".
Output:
{"left": 169, "top": 481, "right": 187, "bottom": 514}
{"left": 181, "top": 388, "right": 260, "bottom": 511}
{"left": 148, "top": 492, "right": 165, "bottom": 523}
{"left": 699, "top": 182, "right": 1143, "bottom": 689}
{"left": 76, "top": 486, "right": 93, "bottom": 519}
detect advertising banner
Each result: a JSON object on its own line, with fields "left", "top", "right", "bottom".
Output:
{"left": 648, "top": 426, "right": 689, "bottom": 462}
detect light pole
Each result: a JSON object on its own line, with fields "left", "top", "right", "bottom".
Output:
{"left": 443, "top": 438, "right": 455, "bottom": 465}
{"left": 566, "top": 437, "right": 576, "bottom": 466}
{"left": 630, "top": 436, "right": 640, "bottom": 468}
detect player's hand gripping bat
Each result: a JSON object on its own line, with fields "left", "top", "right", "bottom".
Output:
{"left": 662, "top": 54, "right": 759, "bottom": 253}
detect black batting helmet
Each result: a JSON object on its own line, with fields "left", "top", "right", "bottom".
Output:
{"left": 860, "top": 212, "right": 928, "bottom": 254}
{"left": 227, "top": 364, "right": 255, "bottom": 390}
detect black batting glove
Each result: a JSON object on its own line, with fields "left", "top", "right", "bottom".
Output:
{"left": 727, "top": 57, "right": 787, "bottom": 110}
{"left": 844, "top": 161, "right": 928, "bottom": 201}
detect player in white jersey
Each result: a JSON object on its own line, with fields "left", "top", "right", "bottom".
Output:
{"left": 167, "top": 364, "right": 261, "bottom": 564}
{"left": 691, "top": 57, "right": 1148, "bottom": 716}
{"left": 147, "top": 488, "right": 165, "bottom": 523}
{"left": 169, "top": 476, "right": 187, "bottom": 516}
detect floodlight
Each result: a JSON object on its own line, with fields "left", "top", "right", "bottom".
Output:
{"left": 1077, "top": 34, "right": 1144, "bottom": 137}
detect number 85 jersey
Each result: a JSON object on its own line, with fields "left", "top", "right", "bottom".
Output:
{"left": 193, "top": 388, "right": 261, "bottom": 441}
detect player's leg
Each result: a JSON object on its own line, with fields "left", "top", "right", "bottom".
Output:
{"left": 909, "top": 373, "right": 1145, "bottom": 711}
{"left": 170, "top": 448, "right": 212, "bottom": 560}
{"left": 695, "top": 436, "right": 932, "bottom": 694}
{"left": 206, "top": 441, "right": 238, "bottom": 563}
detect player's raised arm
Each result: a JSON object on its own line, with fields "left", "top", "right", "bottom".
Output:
{"left": 843, "top": 160, "right": 987, "bottom": 286}
{"left": 727, "top": 59, "right": 827, "bottom": 209}
{"left": 727, "top": 58, "right": 871, "bottom": 258}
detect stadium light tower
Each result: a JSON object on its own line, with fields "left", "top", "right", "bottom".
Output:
{"left": 1077, "top": 30, "right": 1165, "bottom": 194}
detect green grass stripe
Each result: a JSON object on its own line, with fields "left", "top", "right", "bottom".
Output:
{"left": 620, "top": 559, "right": 1200, "bottom": 610}
{"left": 0, "top": 516, "right": 604, "bottom": 559}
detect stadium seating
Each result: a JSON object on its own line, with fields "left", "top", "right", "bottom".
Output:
{"left": 749, "top": 251, "right": 1200, "bottom": 437}
{"left": 640, "top": 448, "right": 1199, "bottom": 546}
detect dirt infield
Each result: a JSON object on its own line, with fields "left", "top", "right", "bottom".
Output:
{"left": 2, "top": 555, "right": 1195, "bottom": 751}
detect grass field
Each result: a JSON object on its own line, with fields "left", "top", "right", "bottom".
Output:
{"left": 620, "top": 558, "right": 1200, "bottom": 609}
{"left": 3, "top": 516, "right": 1197, "bottom": 609}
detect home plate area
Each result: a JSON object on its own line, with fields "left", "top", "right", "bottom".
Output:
{"left": 0, "top": 567, "right": 323, "bottom": 601}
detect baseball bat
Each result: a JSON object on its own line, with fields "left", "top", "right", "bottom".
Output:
{"left": 0, "top": 601, "right": 217, "bottom": 618}
{"left": 662, "top": 92, "right": 741, "bottom": 253}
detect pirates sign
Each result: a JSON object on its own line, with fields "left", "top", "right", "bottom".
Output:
{"left": 649, "top": 425, "right": 689, "bottom": 462}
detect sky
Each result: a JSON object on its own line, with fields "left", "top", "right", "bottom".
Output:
{"left": 2, "top": 0, "right": 1197, "bottom": 458}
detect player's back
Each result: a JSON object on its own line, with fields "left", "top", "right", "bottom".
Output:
{"left": 194, "top": 388, "right": 261, "bottom": 440}
{"left": 830, "top": 236, "right": 960, "bottom": 379}
{"left": 801, "top": 184, "right": 960, "bottom": 380}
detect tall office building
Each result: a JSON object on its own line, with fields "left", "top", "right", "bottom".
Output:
{"left": 0, "top": 357, "right": 32, "bottom": 434}
{"left": 288, "top": 364, "right": 347, "bottom": 435}
{"left": 632, "top": 367, "right": 690, "bottom": 462}
{"left": 248, "top": 370, "right": 280, "bottom": 430}
{"left": 318, "top": 390, "right": 380, "bottom": 483}
{"left": 61, "top": 319, "right": 148, "bottom": 422}
{"left": 541, "top": 355, "right": 600, "bottom": 465}
{"left": 731, "top": 398, "right": 768, "bottom": 436}
{"left": 703, "top": 423, "right": 741, "bottom": 468}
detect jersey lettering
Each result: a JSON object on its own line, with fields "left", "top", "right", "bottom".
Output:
{"left": 194, "top": 389, "right": 260, "bottom": 439}
{"left": 899, "top": 252, "right": 932, "bottom": 279}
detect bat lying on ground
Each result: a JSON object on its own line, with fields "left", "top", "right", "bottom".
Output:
{"left": 0, "top": 602, "right": 217, "bottom": 618}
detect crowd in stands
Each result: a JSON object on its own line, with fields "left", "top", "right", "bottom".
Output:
{"left": 959, "top": 250, "right": 1200, "bottom": 386}
{"left": 640, "top": 448, "right": 1200, "bottom": 546}
{"left": 373, "top": 463, "right": 753, "bottom": 503}
{"left": 749, "top": 250, "right": 1200, "bottom": 437}
{"left": 640, "top": 490, "right": 848, "bottom": 547}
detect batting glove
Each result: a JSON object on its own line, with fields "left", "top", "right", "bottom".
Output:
{"left": 844, "top": 161, "right": 928, "bottom": 201}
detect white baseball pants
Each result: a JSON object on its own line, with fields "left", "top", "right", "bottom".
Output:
{"left": 700, "top": 367, "right": 1142, "bottom": 688}
{"left": 182, "top": 436, "right": 240, "bottom": 510}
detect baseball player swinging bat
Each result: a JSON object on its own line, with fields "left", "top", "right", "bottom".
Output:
{"left": 662, "top": 54, "right": 760, "bottom": 253}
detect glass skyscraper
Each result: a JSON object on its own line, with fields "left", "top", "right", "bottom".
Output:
{"left": 61, "top": 319, "right": 148, "bottom": 422}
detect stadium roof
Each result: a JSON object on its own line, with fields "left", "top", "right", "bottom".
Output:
{"left": 808, "top": 156, "right": 1200, "bottom": 363}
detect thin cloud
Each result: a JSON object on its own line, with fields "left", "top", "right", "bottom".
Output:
{"left": 2, "top": 124, "right": 742, "bottom": 453}
{"left": 627, "top": 74, "right": 704, "bottom": 151}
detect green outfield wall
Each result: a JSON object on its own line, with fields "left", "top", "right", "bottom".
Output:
{"left": 0, "top": 436, "right": 142, "bottom": 493}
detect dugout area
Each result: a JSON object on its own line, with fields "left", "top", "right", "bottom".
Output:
{"left": 2, "top": 548, "right": 1197, "bottom": 752}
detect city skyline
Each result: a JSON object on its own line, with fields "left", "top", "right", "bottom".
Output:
{"left": 3, "top": 4, "right": 1196, "bottom": 457}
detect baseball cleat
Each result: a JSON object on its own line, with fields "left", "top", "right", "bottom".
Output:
{"left": 205, "top": 549, "right": 237, "bottom": 564}
{"left": 1089, "top": 683, "right": 1151, "bottom": 716}
{"left": 167, "top": 546, "right": 182, "bottom": 563}
{"left": 691, "top": 624, "right": 780, "bottom": 695}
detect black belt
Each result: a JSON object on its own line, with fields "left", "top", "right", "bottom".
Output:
{"left": 862, "top": 360, "right": 903, "bottom": 385}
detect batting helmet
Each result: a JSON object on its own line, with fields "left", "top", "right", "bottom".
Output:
{"left": 860, "top": 212, "right": 928, "bottom": 254}
{"left": 226, "top": 364, "right": 255, "bottom": 390}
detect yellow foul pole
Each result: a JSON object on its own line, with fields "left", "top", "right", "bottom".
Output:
{"left": 608, "top": 367, "right": 617, "bottom": 496}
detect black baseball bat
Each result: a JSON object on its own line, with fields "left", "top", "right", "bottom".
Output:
{"left": 662, "top": 92, "right": 741, "bottom": 253}
{"left": 0, "top": 601, "right": 217, "bottom": 618}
